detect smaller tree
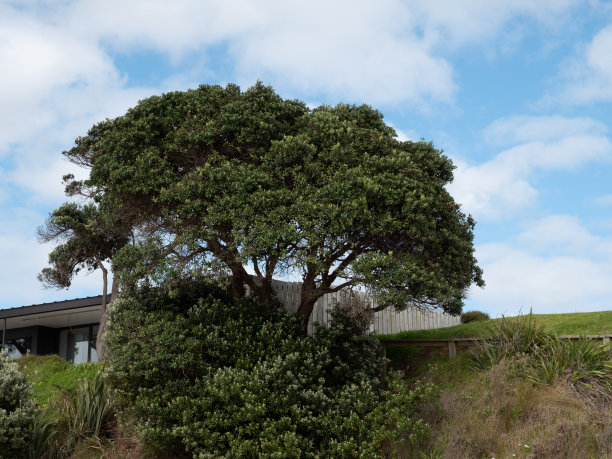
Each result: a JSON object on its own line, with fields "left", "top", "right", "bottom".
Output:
{"left": 38, "top": 203, "right": 129, "bottom": 360}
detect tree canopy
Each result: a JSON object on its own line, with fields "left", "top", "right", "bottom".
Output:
{"left": 59, "top": 82, "right": 483, "bottom": 325}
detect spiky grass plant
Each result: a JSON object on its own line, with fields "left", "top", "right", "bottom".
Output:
{"left": 533, "top": 336, "right": 612, "bottom": 405}
{"left": 57, "top": 371, "right": 115, "bottom": 452}
{"left": 26, "top": 415, "right": 59, "bottom": 459}
{"left": 470, "top": 313, "right": 611, "bottom": 406}
{"left": 469, "top": 312, "right": 552, "bottom": 370}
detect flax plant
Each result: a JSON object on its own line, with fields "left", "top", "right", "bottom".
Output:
{"left": 533, "top": 336, "right": 612, "bottom": 404}
{"left": 469, "top": 312, "right": 551, "bottom": 370}
{"left": 57, "top": 371, "right": 114, "bottom": 451}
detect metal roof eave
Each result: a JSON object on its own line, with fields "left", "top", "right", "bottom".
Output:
{"left": 0, "top": 295, "right": 105, "bottom": 320}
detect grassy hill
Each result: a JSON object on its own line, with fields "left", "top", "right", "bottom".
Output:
{"left": 379, "top": 310, "right": 612, "bottom": 340}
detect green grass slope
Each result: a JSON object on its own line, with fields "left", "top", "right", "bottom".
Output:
{"left": 16, "top": 354, "right": 101, "bottom": 408}
{"left": 380, "top": 310, "right": 612, "bottom": 340}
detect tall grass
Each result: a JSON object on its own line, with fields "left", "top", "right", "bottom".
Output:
{"left": 416, "top": 357, "right": 611, "bottom": 458}
{"left": 534, "top": 336, "right": 612, "bottom": 406}
{"left": 470, "top": 313, "right": 612, "bottom": 406}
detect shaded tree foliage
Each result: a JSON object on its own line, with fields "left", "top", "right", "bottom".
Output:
{"left": 59, "top": 82, "right": 483, "bottom": 327}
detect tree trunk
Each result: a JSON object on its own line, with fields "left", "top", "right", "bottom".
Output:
{"left": 296, "top": 273, "right": 319, "bottom": 334}
{"left": 230, "top": 267, "right": 247, "bottom": 298}
{"left": 296, "top": 296, "right": 317, "bottom": 335}
{"left": 96, "top": 274, "right": 118, "bottom": 361}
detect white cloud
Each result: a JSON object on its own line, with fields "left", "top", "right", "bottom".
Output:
{"left": 553, "top": 22, "right": 612, "bottom": 104}
{"left": 414, "top": 0, "right": 577, "bottom": 50}
{"left": 2, "top": 0, "right": 580, "bottom": 120}
{"left": 517, "top": 215, "right": 603, "bottom": 256}
{"left": 448, "top": 115, "right": 612, "bottom": 219}
{"left": 470, "top": 216, "right": 612, "bottom": 315}
{"left": 594, "top": 194, "right": 612, "bottom": 206}
{"left": 484, "top": 115, "right": 608, "bottom": 146}
{"left": 0, "top": 7, "right": 118, "bottom": 150}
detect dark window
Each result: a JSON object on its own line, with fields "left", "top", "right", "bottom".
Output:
{"left": 59, "top": 325, "right": 98, "bottom": 363}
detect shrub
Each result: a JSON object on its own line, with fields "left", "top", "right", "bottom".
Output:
{"left": 460, "top": 310, "right": 490, "bottom": 324}
{"left": 106, "top": 281, "right": 435, "bottom": 457}
{"left": 0, "top": 350, "right": 40, "bottom": 457}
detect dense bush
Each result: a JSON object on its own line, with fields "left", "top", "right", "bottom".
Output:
{"left": 106, "top": 281, "right": 436, "bottom": 457}
{"left": 0, "top": 350, "right": 39, "bottom": 456}
{"left": 460, "top": 310, "right": 490, "bottom": 324}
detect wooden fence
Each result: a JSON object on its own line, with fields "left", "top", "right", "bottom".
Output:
{"left": 271, "top": 279, "right": 461, "bottom": 335}
{"left": 380, "top": 334, "right": 612, "bottom": 361}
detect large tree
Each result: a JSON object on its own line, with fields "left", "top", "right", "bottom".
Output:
{"left": 59, "top": 82, "right": 483, "bottom": 330}
{"left": 38, "top": 203, "right": 129, "bottom": 359}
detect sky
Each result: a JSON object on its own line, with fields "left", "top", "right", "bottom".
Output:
{"left": 1, "top": 0, "right": 612, "bottom": 317}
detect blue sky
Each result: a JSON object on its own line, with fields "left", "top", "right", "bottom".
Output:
{"left": 2, "top": 0, "right": 612, "bottom": 317}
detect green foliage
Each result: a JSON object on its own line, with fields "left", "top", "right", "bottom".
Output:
{"left": 460, "top": 310, "right": 490, "bottom": 324}
{"left": 61, "top": 82, "right": 483, "bottom": 321}
{"left": 0, "top": 351, "right": 40, "bottom": 457}
{"left": 106, "top": 282, "right": 435, "bottom": 457}
{"left": 37, "top": 202, "right": 127, "bottom": 289}
{"left": 469, "top": 313, "right": 552, "bottom": 370}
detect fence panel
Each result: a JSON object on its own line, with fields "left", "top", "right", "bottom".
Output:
{"left": 269, "top": 280, "right": 460, "bottom": 333}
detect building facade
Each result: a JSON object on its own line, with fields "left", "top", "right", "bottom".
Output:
{"left": 0, "top": 296, "right": 103, "bottom": 363}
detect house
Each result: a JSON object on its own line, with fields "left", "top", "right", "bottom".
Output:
{"left": 0, "top": 296, "right": 103, "bottom": 363}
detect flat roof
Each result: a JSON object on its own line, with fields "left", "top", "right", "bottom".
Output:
{"left": 0, "top": 295, "right": 105, "bottom": 320}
